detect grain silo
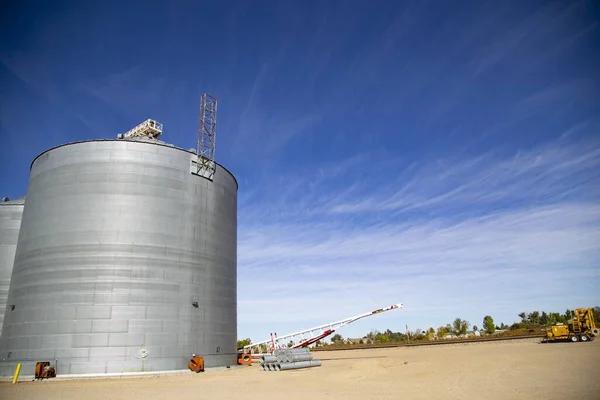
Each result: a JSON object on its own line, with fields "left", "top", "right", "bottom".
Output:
{"left": 0, "top": 197, "right": 25, "bottom": 334}
{"left": 0, "top": 101, "right": 238, "bottom": 376}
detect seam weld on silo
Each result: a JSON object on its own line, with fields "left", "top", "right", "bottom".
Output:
{"left": 0, "top": 139, "right": 237, "bottom": 376}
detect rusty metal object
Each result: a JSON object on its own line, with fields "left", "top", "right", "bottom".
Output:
{"left": 188, "top": 356, "right": 205, "bottom": 373}
{"left": 237, "top": 353, "right": 252, "bottom": 366}
{"left": 34, "top": 362, "right": 56, "bottom": 380}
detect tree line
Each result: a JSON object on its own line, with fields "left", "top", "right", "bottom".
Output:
{"left": 237, "top": 306, "right": 600, "bottom": 348}
{"left": 327, "top": 306, "right": 600, "bottom": 345}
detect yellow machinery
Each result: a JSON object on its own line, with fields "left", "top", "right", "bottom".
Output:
{"left": 546, "top": 308, "right": 599, "bottom": 342}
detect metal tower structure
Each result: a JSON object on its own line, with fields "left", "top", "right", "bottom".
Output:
{"left": 197, "top": 93, "right": 218, "bottom": 178}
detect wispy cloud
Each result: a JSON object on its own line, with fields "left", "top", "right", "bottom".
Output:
{"left": 229, "top": 62, "right": 322, "bottom": 160}
{"left": 240, "top": 133, "right": 600, "bottom": 220}
{"left": 237, "top": 136, "right": 600, "bottom": 339}
{"left": 515, "top": 79, "right": 593, "bottom": 115}
{"left": 2, "top": 0, "right": 598, "bottom": 343}
{"left": 470, "top": 1, "right": 595, "bottom": 78}
{"left": 331, "top": 139, "right": 600, "bottom": 215}
{"left": 471, "top": 2, "right": 565, "bottom": 76}
{"left": 0, "top": 54, "right": 104, "bottom": 135}
{"left": 81, "top": 65, "right": 167, "bottom": 117}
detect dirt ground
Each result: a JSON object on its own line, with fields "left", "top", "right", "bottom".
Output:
{"left": 1, "top": 338, "right": 599, "bottom": 400}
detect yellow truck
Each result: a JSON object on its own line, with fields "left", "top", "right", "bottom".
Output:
{"left": 546, "top": 308, "right": 599, "bottom": 342}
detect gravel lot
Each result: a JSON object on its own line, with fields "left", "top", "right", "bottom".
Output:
{"left": 1, "top": 338, "right": 599, "bottom": 400}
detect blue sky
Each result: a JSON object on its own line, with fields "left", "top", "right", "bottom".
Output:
{"left": 1, "top": 1, "right": 599, "bottom": 341}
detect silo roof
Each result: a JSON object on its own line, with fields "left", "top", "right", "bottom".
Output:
{"left": 29, "top": 138, "right": 238, "bottom": 189}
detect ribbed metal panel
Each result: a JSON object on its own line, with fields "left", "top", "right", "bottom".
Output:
{"left": 0, "top": 140, "right": 237, "bottom": 375}
{"left": 0, "top": 198, "right": 25, "bottom": 333}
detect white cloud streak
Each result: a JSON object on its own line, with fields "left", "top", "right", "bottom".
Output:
{"left": 328, "top": 137, "right": 600, "bottom": 215}
{"left": 237, "top": 136, "right": 600, "bottom": 340}
{"left": 471, "top": 1, "right": 575, "bottom": 76}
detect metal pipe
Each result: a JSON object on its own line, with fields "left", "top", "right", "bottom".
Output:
{"left": 274, "top": 350, "right": 287, "bottom": 360}
{"left": 279, "top": 360, "right": 322, "bottom": 371}
{"left": 279, "top": 349, "right": 313, "bottom": 362}
{"left": 285, "top": 351, "right": 293, "bottom": 363}
{"left": 289, "top": 353, "right": 313, "bottom": 362}
{"left": 262, "top": 355, "right": 277, "bottom": 363}
{"left": 274, "top": 348, "right": 310, "bottom": 354}
{"left": 272, "top": 348, "right": 313, "bottom": 363}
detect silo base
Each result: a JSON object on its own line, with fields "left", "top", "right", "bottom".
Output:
{"left": 0, "top": 354, "right": 237, "bottom": 379}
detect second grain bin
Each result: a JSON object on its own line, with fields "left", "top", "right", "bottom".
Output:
{"left": 0, "top": 133, "right": 237, "bottom": 375}
{"left": 0, "top": 197, "right": 25, "bottom": 334}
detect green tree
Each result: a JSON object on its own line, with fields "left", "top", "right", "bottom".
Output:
{"left": 389, "top": 331, "right": 406, "bottom": 342}
{"left": 425, "top": 327, "right": 436, "bottom": 340}
{"left": 483, "top": 315, "right": 495, "bottom": 334}
{"left": 407, "top": 328, "right": 425, "bottom": 341}
{"left": 518, "top": 312, "right": 527, "bottom": 322}
{"left": 551, "top": 312, "right": 566, "bottom": 324}
{"left": 452, "top": 318, "right": 462, "bottom": 335}
{"left": 593, "top": 307, "right": 600, "bottom": 324}
{"left": 237, "top": 338, "right": 251, "bottom": 348}
{"left": 540, "top": 311, "right": 549, "bottom": 326}
{"left": 375, "top": 332, "right": 391, "bottom": 343}
{"left": 528, "top": 311, "right": 540, "bottom": 325}
{"left": 366, "top": 330, "right": 378, "bottom": 343}
{"left": 452, "top": 318, "right": 469, "bottom": 336}
{"left": 437, "top": 325, "right": 451, "bottom": 338}
{"left": 330, "top": 334, "right": 344, "bottom": 344}
{"left": 472, "top": 325, "right": 478, "bottom": 331}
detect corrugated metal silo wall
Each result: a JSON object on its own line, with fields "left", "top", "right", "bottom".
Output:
{"left": 0, "top": 140, "right": 237, "bottom": 376}
{"left": 0, "top": 199, "right": 25, "bottom": 333}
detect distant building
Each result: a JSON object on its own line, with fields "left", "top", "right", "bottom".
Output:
{"left": 346, "top": 337, "right": 365, "bottom": 345}
{"left": 444, "top": 333, "right": 456, "bottom": 339}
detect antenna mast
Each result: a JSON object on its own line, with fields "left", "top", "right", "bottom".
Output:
{"left": 197, "top": 93, "right": 218, "bottom": 178}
